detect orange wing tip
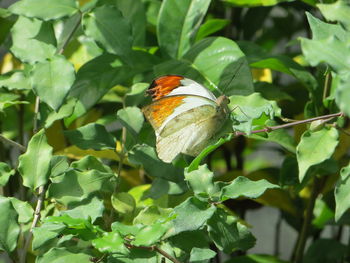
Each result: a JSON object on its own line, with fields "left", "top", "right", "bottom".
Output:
{"left": 147, "top": 75, "right": 184, "bottom": 100}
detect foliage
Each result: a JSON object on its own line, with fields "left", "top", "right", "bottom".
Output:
{"left": 0, "top": 0, "right": 349, "bottom": 262}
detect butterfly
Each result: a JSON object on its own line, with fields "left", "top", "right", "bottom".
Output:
{"left": 142, "top": 75, "right": 230, "bottom": 163}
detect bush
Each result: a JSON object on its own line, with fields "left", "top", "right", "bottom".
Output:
{"left": 0, "top": 0, "right": 349, "bottom": 262}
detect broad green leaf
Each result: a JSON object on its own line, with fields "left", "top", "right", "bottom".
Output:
{"left": 133, "top": 222, "right": 170, "bottom": 246}
{"left": 0, "top": 162, "right": 15, "bottom": 186}
{"left": 313, "top": 199, "right": 334, "bottom": 229}
{"left": 334, "top": 162, "right": 350, "bottom": 221}
{"left": 9, "top": 0, "right": 78, "bottom": 20}
{"left": 31, "top": 55, "right": 75, "bottom": 111}
{"left": 83, "top": 5, "right": 132, "bottom": 56}
{"left": 62, "top": 196, "right": 104, "bottom": 223}
{"left": 148, "top": 177, "right": 188, "bottom": 198}
{"left": 111, "top": 192, "right": 136, "bottom": 218}
{"left": 300, "top": 36, "right": 350, "bottom": 75}
{"left": 64, "top": 123, "right": 116, "bottom": 150}
{"left": 48, "top": 169, "right": 113, "bottom": 206}
{"left": 335, "top": 73, "right": 350, "bottom": 117}
{"left": 0, "top": 92, "right": 28, "bottom": 111}
{"left": 18, "top": 129, "right": 53, "bottom": 190}
{"left": 116, "top": 0, "right": 146, "bottom": 46}
{"left": 229, "top": 92, "right": 281, "bottom": 134}
{"left": 165, "top": 197, "right": 216, "bottom": 238}
{"left": 224, "top": 0, "right": 291, "bottom": 7}
{"left": 226, "top": 254, "right": 288, "bottom": 263}
{"left": 296, "top": 127, "right": 339, "bottom": 182}
{"left": 70, "top": 155, "right": 114, "bottom": 173}
{"left": 157, "top": 0, "right": 211, "bottom": 58}
{"left": 184, "top": 164, "right": 220, "bottom": 200}
{"left": 117, "top": 107, "right": 144, "bottom": 138}
{"left": 92, "top": 231, "right": 129, "bottom": 255}
{"left": 36, "top": 247, "right": 92, "bottom": 263}
{"left": 207, "top": 209, "right": 255, "bottom": 253}
{"left": 10, "top": 16, "right": 56, "bottom": 63}
{"left": 318, "top": 0, "right": 350, "bottom": 31}
{"left": 42, "top": 98, "right": 76, "bottom": 128}
{"left": 196, "top": 18, "right": 230, "bottom": 41}
{"left": 68, "top": 54, "right": 134, "bottom": 121}
{"left": 220, "top": 176, "right": 279, "bottom": 201}
{"left": 107, "top": 248, "right": 157, "bottom": 263}
{"left": 111, "top": 222, "right": 141, "bottom": 237}
{"left": 128, "top": 144, "right": 184, "bottom": 182}
{"left": 0, "top": 196, "right": 20, "bottom": 253}
{"left": 49, "top": 156, "right": 69, "bottom": 178}
{"left": 303, "top": 239, "right": 347, "bottom": 263}
{"left": 0, "top": 71, "right": 31, "bottom": 90}
{"left": 183, "top": 37, "right": 253, "bottom": 96}
{"left": 279, "top": 156, "right": 299, "bottom": 186}
{"left": 133, "top": 206, "right": 172, "bottom": 225}
{"left": 32, "top": 222, "right": 66, "bottom": 252}
{"left": 190, "top": 247, "right": 216, "bottom": 262}
{"left": 9, "top": 198, "right": 33, "bottom": 224}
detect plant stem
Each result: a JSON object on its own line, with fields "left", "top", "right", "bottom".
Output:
{"left": 32, "top": 96, "right": 40, "bottom": 134}
{"left": 125, "top": 243, "right": 182, "bottom": 263}
{"left": 235, "top": 112, "right": 343, "bottom": 137}
{"left": 0, "top": 134, "right": 26, "bottom": 152}
{"left": 293, "top": 178, "right": 319, "bottom": 263}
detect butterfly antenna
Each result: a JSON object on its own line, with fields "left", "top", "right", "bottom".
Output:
{"left": 221, "top": 60, "right": 245, "bottom": 94}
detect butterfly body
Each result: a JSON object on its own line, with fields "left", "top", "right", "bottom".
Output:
{"left": 142, "top": 75, "right": 229, "bottom": 163}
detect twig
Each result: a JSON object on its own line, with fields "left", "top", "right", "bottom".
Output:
{"left": 293, "top": 178, "right": 319, "bottom": 263}
{"left": 32, "top": 96, "right": 40, "bottom": 134}
{"left": 125, "top": 243, "right": 182, "bottom": 263}
{"left": 234, "top": 112, "right": 343, "bottom": 137}
{"left": 0, "top": 134, "right": 26, "bottom": 152}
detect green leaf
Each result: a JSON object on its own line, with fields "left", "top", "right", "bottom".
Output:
{"left": 0, "top": 92, "right": 28, "bottom": 112}
{"left": 0, "top": 71, "right": 31, "bottom": 90}
{"left": 303, "top": 239, "right": 347, "bottom": 263}
{"left": 133, "top": 222, "right": 170, "bottom": 246}
{"left": 9, "top": 0, "right": 78, "bottom": 20}
{"left": 48, "top": 169, "right": 114, "bottom": 206}
{"left": 111, "top": 192, "right": 136, "bottom": 218}
{"left": 318, "top": 0, "right": 350, "bottom": 31}
{"left": 128, "top": 144, "right": 184, "bottom": 182}
{"left": 116, "top": 0, "right": 146, "bottom": 46}
{"left": 0, "top": 162, "right": 15, "bottom": 186}
{"left": 125, "top": 83, "right": 148, "bottom": 107}
{"left": 70, "top": 155, "right": 114, "bottom": 173}
{"left": 111, "top": 222, "right": 141, "bottom": 237}
{"left": 42, "top": 98, "right": 76, "bottom": 128}
{"left": 9, "top": 198, "right": 33, "bottom": 224}
{"left": 157, "top": 0, "right": 211, "bottom": 58}
{"left": 229, "top": 92, "right": 281, "bottom": 134}
{"left": 133, "top": 206, "right": 172, "bottom": 225}
{"left": 62, "top": 196, "right": 104, "bottom": 223}
{"left": 107, "top": 248, "right": 157, "bottom": 263}
{"left": 223, "top": 0, "right": 291, "bottom": 7}
{"left": 296, "top": 127, "right": 339, "bottom": 182}
{"left": 83, "top": 5, "right": 132, "bottom": 56}
{"left": 18, "top": 129, "right": 53, "bottom": 190}
{"left": 68, "top": 54, "right": 134, "bottom": 120}
{"left": 190, "top": 247, "right": 216, "bottom": 262}
{"left": 335, "top": 73, "right": 350, "bottom": 117}
{"left": 183, "top": 37, "right": 253, "bottom": 96}
{"left": 0, "top": 196, "right": 20, "bottom": 253}
{"left": 64, "top": 123, "right": 116, "bottom": 150}
{"left": 32, "top": 221, "right": 66, "bottom": 252}
{"left": 165, "top": 197, "right": 216, "bottom": 238}
{"left": 92, "top": 231, "right": 129, "bottom": 255}
{"left": 49, "top": 156, "right": 69, "bottom": 178}
{"left": 220, "top": 176, "right": 279, "bottom": 201}
{"left": 196, "top": 18, "right": 230, "bottom": 41}
{"left": 184, "top": 164, "right": 220, "bottom": 199}
{"left": 10, "top": 16, "right": 56, "bottom": 63}
{"left": 117, "top": 107, "right": 144, "bottom": 138}
{"left": 37, "top": 247, "right": 92, "bottom": 263}
{"left": 335, "top": 162, "right": 350, "bottom": 221}
{"left": 31, "top": 55, "right": 75, "bottom": 111}
{"left": 208, "top": 209, "right": 255, "bottom": 253}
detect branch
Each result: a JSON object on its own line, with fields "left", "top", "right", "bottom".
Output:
{"left": 125, "top": 243, "right": 182, "bottom": 263}
{"left": 0, "top": 134, "right": 26, "bottom": 152}
{"left": 234, "top": 112, "right": 343, "bottom": 137}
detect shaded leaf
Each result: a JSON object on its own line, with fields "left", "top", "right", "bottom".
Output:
{"left": 9, "top": 198, "right": 33, "bottom": 224}
{"left": 196, "top": 18, "right": 230, "bottom": 41}
{"left": 18, "top": 129, "right": 53, "bottom": 190}
{"left": 335, "top": 162, "right": 350, "bottom": 221}
{"left": 133, "top": 222, "right": 170, "bottom": 246}
{"left": 190, "top": 247, "right": 216, "bottom": 262}
{"left": 31, "top": 55, "right": 75, "bottom": 111}
{"left": 117, "top": 107, "right": 144, "bottom": 138}
{"left": 0, "top": 162, "right": 15, "bottom": 186}
{"left": 0, "top": 71, "right": 31, "bottom": 90}
{"left": 296, "top": 127, "right": 339, "bottom": 182}
{"left": 64, "top": 123, "right": 116, "bottom": 150}
{"left": 36, "top": 247, "right": 92, "bottom": 263}
{"left": 303, "top": 239, "right": 347, "bottom": 263}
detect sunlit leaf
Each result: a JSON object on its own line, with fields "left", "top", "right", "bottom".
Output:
{"left": 36, "top": 247, "right": 92, "bottom": 263}
{"left": 92, "top": 231, "right": 129, "bottom": 255}
{"left": 0, "top": 162, "right": 15, "bottom": 186}
{"left": 335, "top": 162, "right": 350, "bottom": 221}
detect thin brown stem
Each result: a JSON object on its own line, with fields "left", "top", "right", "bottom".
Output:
{"left": 235, "top": 112, "right": 343, "bottom": 137}
{"left": 125, "top": 243, "right": 182, "bottom": 263}
{"left": 0, "top": 134, "right": 26, "bottom": 152}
